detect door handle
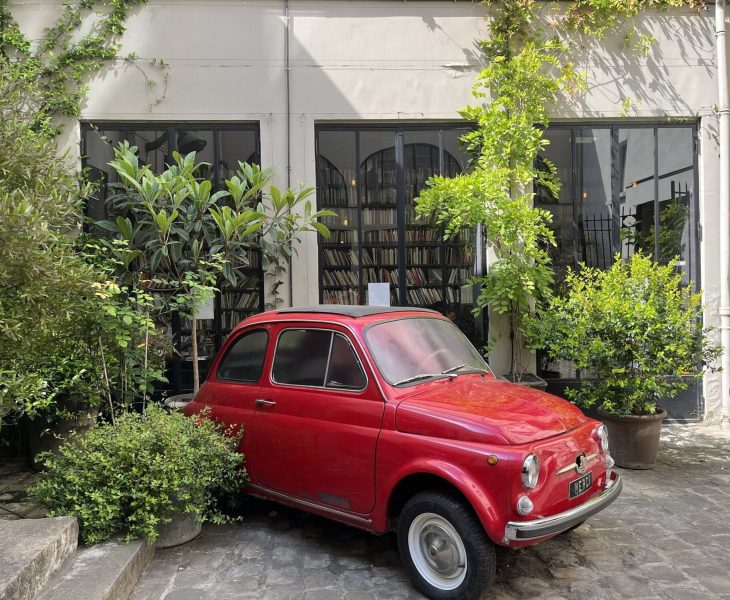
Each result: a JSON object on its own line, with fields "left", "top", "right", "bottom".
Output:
{"left": 255, "top": 398, "right": 276, "bottom": 407}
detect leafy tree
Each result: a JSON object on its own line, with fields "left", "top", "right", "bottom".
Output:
{"left": 102, "top": 143, "right": 333, "bottom": 393}
{"left": 0, "top": 63, "right": 165, "bottom": 427}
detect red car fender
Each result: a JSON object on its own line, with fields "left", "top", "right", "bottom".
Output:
{"left": 374, "top": 458, "right": 508, "bottom": 544}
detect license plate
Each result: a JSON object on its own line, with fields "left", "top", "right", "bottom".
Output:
{"left": 569, "top": 472, "right": 593, "bottom": 499}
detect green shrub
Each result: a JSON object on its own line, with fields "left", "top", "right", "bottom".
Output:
{"left": 30, "top": 405, "right": 245, "bottom": 545}
{"left": 525, "top": 253, "right": 721, "bottom": 417}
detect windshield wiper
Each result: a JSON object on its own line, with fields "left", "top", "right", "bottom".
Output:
{"left": 442, "top": 364, "right": 487, "bottom": 375}
{"left": 393, "top": 373, "right": 453, "bottom": 386}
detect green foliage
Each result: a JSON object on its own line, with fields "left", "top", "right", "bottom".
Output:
{"left": 417, "top": 0, "right": 702, "bottom": 374}
{"left": 1, "top": 0, "right": 164, "bottom": 133}
{"left": 563, "top": 0, "right": 704, "bottom": 38}
{"left": 102, "top": 143, "right": 334, "bottom": 391}
{"left": 0, "top": 67, "right": 165, "bottom": 427}
{"left": 525, "top": 253, "right": 720, "bottom": 416}
{"left": 30, "top": 405, "right": 245, "bottom": 545}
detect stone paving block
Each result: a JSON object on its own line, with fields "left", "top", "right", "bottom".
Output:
{"left": 0, "top": 516, "right": 78, "bottom": 600}
{"left": 129, "top": 424, "right": 730, "bottom": 600}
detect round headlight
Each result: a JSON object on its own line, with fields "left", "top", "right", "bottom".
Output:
{"left": 595, "top": 424, "right": 609, "bottom": 453}
{"left": 521, "top": 454, "right": 539, "bottom": 489}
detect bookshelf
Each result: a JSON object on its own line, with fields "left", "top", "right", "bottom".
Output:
{"left": 317, "top": 137, "right": 475, "bottom": 314}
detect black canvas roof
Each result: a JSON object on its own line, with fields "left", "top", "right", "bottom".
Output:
{"left": 276, "top": 305, "right": 439, "bottom": 318}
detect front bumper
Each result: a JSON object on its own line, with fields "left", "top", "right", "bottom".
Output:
{"left": 503, "top": 471, "right": 622, "bottom": 542}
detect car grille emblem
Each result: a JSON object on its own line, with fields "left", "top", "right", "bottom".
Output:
{"left": 555, "top": 451, "right": 598, "bottom": 476}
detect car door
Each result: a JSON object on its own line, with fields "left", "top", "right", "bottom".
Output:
{"left": 199, "top": 326, "right": 271, "bottom": 460}
{"left": 249, "top": 324, "right": 384, "bottom": 515}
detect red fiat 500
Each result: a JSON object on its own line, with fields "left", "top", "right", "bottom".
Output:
{"left": 185, "top": 305, "right": 622, "bottom": 600}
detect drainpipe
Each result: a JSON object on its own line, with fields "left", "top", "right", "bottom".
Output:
{"left": 285, "top": 0, "right": 294, "bottom": 307}
{"left": 716, "top": 0, "right": 730, "bottom": 429}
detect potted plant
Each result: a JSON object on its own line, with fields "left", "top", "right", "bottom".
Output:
{"left": 101, "top": 143, "right": 333, "bottom": 395}
{"left": 526, "top": 253, "right": 720, "bottom": 468}
{"left": 30, "top": 404, "right": 244, "bottom": 547}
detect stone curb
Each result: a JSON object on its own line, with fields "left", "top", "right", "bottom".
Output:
{"left": 36, "top": 537, "right": 155, "bottom": 600}
{"left": 0, "top": 516, "right": 78, "bottom": 600}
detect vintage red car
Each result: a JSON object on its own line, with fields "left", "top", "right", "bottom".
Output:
{"left": 185, "top": 305, "right": 621, "bottom": 600}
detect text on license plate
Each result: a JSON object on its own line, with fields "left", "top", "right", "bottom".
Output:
{"left": 569, "top": 472, "right": 593, "bottom": 499}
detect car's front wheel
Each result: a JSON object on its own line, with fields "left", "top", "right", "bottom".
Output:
{"left": 397, "top": 491, "right": 495, "bottom": 600}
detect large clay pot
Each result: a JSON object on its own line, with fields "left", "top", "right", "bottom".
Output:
{"left": 598, "top": 407, "right": 667, "bottom": 469}
{"left": 27, "top": 404, "right": 98, "bottom": 471}
{"left": 155, "top": 511, "right": 202, "bottom": 548}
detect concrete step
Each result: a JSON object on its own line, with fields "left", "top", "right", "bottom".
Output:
{"left": 0, "top": 516, "right": 78, "bottom": 600}
{"left": 35, "top": 538, "right": 154, "bottom": 600}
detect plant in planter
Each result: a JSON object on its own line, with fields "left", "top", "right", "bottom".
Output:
{"left": 101, "top": 144, "right": 334, "bottom": 394}
{"left": 526, "top": 253, "right": 720, "bottom": 468}
{"left": 30, "top": 404, "right": 245, "bottom": 546}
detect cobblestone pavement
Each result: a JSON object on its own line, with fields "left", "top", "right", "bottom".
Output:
{"left": 0, "top": 459, "right": 43, "bottom": 521}
{"left": 131, "top": 424, "right": 730, "bottom": 600}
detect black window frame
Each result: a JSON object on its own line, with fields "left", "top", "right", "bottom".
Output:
{"left": 315, "top": 123, "right": 486, "bottom": 347}
{"left": 80, "top": 121, "right": 263, "bottom": 396}
{"left": 536, "top": 121, "right": 700, "bottom": 291}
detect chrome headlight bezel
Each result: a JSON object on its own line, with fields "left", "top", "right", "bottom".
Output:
{"left": 521, "top": 453, "right": 539, "bottom": 489}
{"left": 595, "top": 424, "right": 610, "bottom": 453}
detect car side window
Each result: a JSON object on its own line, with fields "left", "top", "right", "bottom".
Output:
{"left": 273, "top": 329, "right": 332, "bottom": 386}
{"left": 325, "top": 334, "right": 366, "bottom": 390}
{"left": 217, "top": 330, "right": 268, "bottom": 383}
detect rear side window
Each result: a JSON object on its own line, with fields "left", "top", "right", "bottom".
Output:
{"left": 217, "top": 330, "right": 268, "bottom": 383}
{"left": 273, "top": 329, "right": 366, "bottom": 390}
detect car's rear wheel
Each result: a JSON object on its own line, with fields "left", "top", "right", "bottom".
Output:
{"left": 397, "top": 491, "right": 495, "bottom": 600}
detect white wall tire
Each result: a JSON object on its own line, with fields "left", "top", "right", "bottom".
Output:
{"left": 397, "top": 491, "right": 496, "bottom": 600}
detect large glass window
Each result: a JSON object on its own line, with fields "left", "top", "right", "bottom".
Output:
{"left": 536, "top": 124, "right": 698, "bottom": 287}
{"left": 81, "top": 123, "right": 261, "bottom": 395}
{"left": 316, "top": 125, "right": 481, "bottom": 344}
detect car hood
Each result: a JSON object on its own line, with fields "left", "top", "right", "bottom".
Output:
{"left": 394, "top": 376, "right": 588, "bottom": 445}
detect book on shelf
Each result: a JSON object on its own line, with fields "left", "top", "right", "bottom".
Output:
{"left": 407, "top": 287, "right": 442, "bottom": 305}
{"left": 361, "top": 208, "right": 395, "bottom": 226}
{"left": 323, "top": 288, "right": 360, "bottom": 304}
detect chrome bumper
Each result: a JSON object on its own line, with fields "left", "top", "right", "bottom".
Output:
{"left": 503, "top": 471, "right": 622, "bottom": 542}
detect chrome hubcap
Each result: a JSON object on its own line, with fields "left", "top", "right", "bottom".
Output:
{"left": 408, "top": 513, "right": 467, "bottom": 590}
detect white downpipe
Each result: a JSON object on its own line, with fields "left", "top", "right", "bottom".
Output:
{"left": 717, "top": 0, "right": 730, "bottom": 429}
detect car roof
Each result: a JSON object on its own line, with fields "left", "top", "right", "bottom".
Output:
{"left": 275, "top": 305, "right": 439, "bottom": 318}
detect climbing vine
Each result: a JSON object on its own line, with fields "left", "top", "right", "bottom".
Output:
{"left": 416, "top": 0, "right": 705, "bottom": 376}
{"left": 0, "top": 0, "right": 166, "bottom": 135}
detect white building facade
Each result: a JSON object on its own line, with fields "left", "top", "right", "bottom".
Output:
{"left": 10, "top": 1, "right": 726, "bottom": 420}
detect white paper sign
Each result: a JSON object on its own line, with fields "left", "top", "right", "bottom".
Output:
{"left": 197, "top": 297, "right": 215, "bottom": 320}
{"left": 368, "top": 283, "right": 391, "bottom": 307}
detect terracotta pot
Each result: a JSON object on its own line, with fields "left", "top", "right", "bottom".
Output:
{"left": 598, "top": 407, "right": 667, "bottom": 470}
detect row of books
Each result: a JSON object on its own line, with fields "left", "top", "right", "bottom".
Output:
{"left": 446, "top": 246, "right": 473, "bottom": 265}
{"left": 407, "top": 287, "right": 443, "bottom": 305}
{"left": 322, "top": 248, "right": 378, "bottom": 267}
{"left": 220, "top": 312, "right": 247, "bottom": 332}
{"left": 406, "top": 267, "right": 442, "bottom": 286}
{"left": 322, "top": 288, "right": 360, "bottom": 304}
{"left": 407, "top": 247, "right": 442, "bottom": 263}
{"left": 221, "top": 290, "right": 260, "bottom": 310}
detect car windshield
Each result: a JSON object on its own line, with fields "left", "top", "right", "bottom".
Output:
{"left": 364, "top": 317, "right": 490, "bottom": 386}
